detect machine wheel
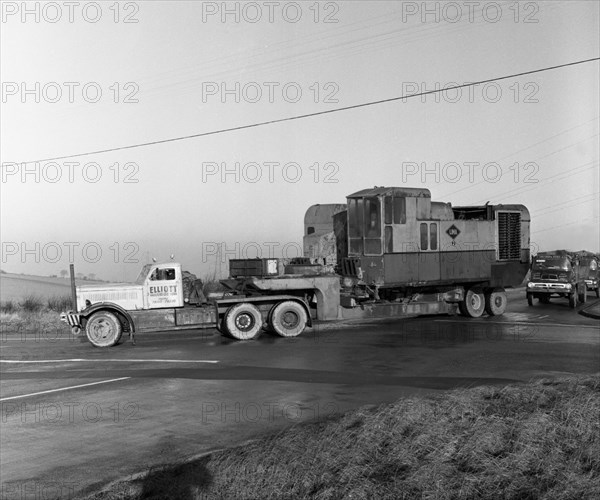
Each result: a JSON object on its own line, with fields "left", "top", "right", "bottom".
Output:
{"left": 459, "top": 288, "right": 485, "bottom": 318}
{"left": 568, "top": 292, "right": 578, "bottom": 309}
{"left": 85, "top": 311, "right": 123, "bottom": 347}
{"left": 484, "top": 289, "right": 507, "bottom": 316}
{"left": 527, "top": 293, "right": 533, "bottom": 306}
{"left": 539, "top": 296, "right": 551, "bottom": 304}
{"left": 578, "top": 285, "right": 587, "bottom": 304}
{"left": 224, "top": 303, "right": 262, "bottom": 340}
{"left": 270, "top": 301, "right": 308, "bottom": 337}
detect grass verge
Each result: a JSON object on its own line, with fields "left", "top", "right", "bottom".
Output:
{"left": 84, "top": 374, "right": 600, "bottom": 500}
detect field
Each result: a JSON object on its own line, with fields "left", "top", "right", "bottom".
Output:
{"left": 0, "top": 272, "right": 103, "bottom": 302}
{"left": 85, "top": 374, "right": 600, "bottom": 500}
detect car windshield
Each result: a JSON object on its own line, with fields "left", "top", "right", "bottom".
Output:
{"left": 135, "top": 264, "right": 152, "bottom": 284}
{"left": 532, "top": 257, "right": 570, "bottom": 271}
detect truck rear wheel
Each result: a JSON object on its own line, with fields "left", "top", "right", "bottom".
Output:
{"left": 485, "top": 289, "right": 507, "bottom": 316}
{"left": 270, "top": 301, "right": 307, "bottom": 337}
{"left": 224, "top": 303, "right": 262, "bottom": 340}
{"left": 85, "top": 311, "right": 123, "bottom": 347}
{"left": 578, "top": 285, "right": 587, "bottom": 304}
{"left": 569, "top": 292, "right": 578, "bottom": 309}
{"left": 459, "top": 289, "right": 485, "bottom": 318}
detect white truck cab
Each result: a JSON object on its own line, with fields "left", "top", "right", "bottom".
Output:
{"left": 76, "top": 262, "right": 184, "bottom": 311}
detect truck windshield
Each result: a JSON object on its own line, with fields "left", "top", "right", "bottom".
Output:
{"left": 135, "top": 264, "right": 152, "bottom": 284}
{"left": 532, "top": 257, "right": 570, "bottom": 271}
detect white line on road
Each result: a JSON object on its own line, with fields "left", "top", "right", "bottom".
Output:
{"left": 0, "top": 377, "right": 131, "bottom": 402}
{"left": 0, "top": 358, "right": 219, "bottom": 364}
{"left": 433, "top": 320, "right": 599, "bottom": 329}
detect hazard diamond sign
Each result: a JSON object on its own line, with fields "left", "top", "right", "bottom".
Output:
{"left": 446, "top": 224, "right": 460, "bottom": 239}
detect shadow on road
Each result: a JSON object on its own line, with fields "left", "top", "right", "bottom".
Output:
{"left": 138, "top": 457, "right": 213, "bottom": 500}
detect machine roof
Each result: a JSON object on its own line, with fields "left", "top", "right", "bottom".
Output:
{"left": 347, "top": 187, "right": 431, "bottom": 198}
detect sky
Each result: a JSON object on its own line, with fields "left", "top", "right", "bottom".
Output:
{"left": 1, "top": 0, "right": 599, "bottom": 282}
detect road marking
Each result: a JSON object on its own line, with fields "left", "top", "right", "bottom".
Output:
{"left": 0, "top": 377, "right": 131, "bottom": 402}
{"left": 0, "top": 358, "right": 219, "bottom": 364}
{"left": 433, "top": 319, "right": 599, "bottom": 329}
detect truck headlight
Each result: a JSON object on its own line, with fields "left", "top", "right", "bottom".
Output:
{"left": 527, "top": 282, "right": 534, "bottom": 288}
{"left": 565, "top": 284, "right": 572, "bottom": 290}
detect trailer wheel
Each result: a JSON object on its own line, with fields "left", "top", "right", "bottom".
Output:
{"left": 224, "top": 303, "right": 262, "bottom": 340}
{"left": 578, "top": 284, "right": 587, "bottom": 304}
{"left": 527, "top": 293, "right": 534, "bottom": 306}
{"left": 459, "top": 289, "right": 485, "bottom": 317}
{"left": 85, "top": 311, "right": 123, "bottom": 347}
{"left": 485, "top": 289, "right": 507, "bottom": 316}
{"left": 270, "top": 301, "right": 307, "bottom": 337}
{"left": 569, "top": 291, "right": 578, "bottom": 309}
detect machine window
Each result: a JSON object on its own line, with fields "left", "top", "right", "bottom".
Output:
{"left": 393, "top": 197, "right": 406, "bottom": 224}
{"left": 430, "top": 223, "right": 438, "bottom": 250}
{"left": 420, "top": 223, "right": 428, "bottom": 251}
{"left": 384, "top": 196, "right": 393, "bottom": 224}
{"left": 364, "top": 197, "right": 381, "bottom": 237}
{"left": 307, "top": 226, "right": 315, "bottom": 235}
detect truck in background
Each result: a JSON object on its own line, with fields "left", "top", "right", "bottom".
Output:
{"left": 578, "top": 251, "right": 600, "bottom": 298}
{"left": 526, "top": 250, "right": 591, "bottom": 308}
{"left": 61, "top": 186, "right": 531, "bottom": 347}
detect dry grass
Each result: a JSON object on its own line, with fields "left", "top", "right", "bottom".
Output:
{"left": 47, "top": 294, "right": 73, "bottom": 312}
{"left": 83, "top": 374, "right": 600, "bottom": 500}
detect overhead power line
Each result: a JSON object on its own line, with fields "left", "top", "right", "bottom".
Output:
{"left": 12, "top": 57, "right": 600, "bottom": 165}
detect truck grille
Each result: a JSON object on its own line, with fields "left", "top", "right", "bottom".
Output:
{"left": 498, "top": 212, "right": 521, "bottom": 260}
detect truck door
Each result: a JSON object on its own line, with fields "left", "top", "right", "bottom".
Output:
{"left": 145, "top": 265, "right": 184, "bottom": 309}
{"left": 418, "top": 221, "right": 441, "bottom": 282}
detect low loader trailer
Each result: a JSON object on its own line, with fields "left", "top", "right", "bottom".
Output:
{"left": 61, "top": 187, "right": 530, "bottom": 347}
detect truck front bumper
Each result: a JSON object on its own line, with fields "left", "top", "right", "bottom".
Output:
{"left": 527, "top": 282, "right": 572, "bottom": 294}
{"left": 60, "top": 312, "right": 82, "bottom": 328}
{"left": 584, "top": 279, "right": 598, "bottom": 290}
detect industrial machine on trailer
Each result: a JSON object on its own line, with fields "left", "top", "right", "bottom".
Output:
{"left": 526, "top": 249, "right": 598, "bottom": 307}
{"left": 61, "top": 186, "right": 531, "bottom": 347}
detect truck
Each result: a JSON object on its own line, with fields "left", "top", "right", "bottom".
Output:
{"left": 578, "top": 251, "right": 600, "bottom": 298}
{"left": 526, "top": 250, "right": 589, "bottom": 308}
{"left": 61, "top": 186, "right": 531, "bottom": 347}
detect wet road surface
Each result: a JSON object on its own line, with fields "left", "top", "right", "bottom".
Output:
{"left": 1, "top": 289, "right": 598, "bottom": 498}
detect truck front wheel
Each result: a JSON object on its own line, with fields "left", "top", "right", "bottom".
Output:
{"left": 527, "top": 293, "right": 533, "bottom": 306}
{"left": 569, "top": 292, "right": 578, "bottom": 309}
{"left": 485, "top": 289, "right": 507, "bottom": 316}
{"left": 224, "top": 303, "right": 262, "bottom": 340}
{"left": 578, "top": 285, "right": 587, "bottom": 304}
{"left": 85, "top": 311, "right": 123, "bottom": 347}
{"left": 270, "top": 301, "right": 307, "bottom": 337}
{"left": 459, "top": 289, "right": 485, "bottom": 317}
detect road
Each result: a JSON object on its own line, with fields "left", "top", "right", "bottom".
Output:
{"left": 1, "top": 289, "right": 599, "bottom": 499}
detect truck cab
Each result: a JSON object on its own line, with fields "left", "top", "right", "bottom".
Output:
{"left": 75, "top": 262, "right": 184, "bottom": 311}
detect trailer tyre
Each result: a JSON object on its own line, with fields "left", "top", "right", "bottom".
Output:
{"left": 85, "top": 311, "right": 123, "bottom": 347}
{"left": 459, "top": 288, "right": 485, "bottom": 318}
{"left": 485, "top": 289, "right": 507, "bottom": 316}
{"left": 224, "top": 303, "right": 262, "bottom": 340}
{"left": 270, "top": 301, "right": 308, "bottom": 338}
